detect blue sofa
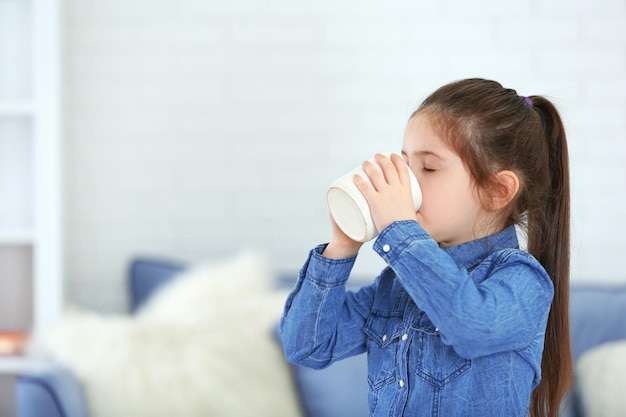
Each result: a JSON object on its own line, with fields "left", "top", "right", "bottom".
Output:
{"left": 15, "top": 257, "right": 626, "bottom": 417}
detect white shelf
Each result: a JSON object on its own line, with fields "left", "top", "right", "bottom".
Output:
{"left": 0, "top": 0, "right": 62, "bottom": 333}
{"left": 0, "top": 230, "right": 35, "bottom": 245}
{"left": 0, "top": 357, "right": 44, "bottom": 374}
{"left": 0, "top": 101, "right": 34, "bottom": 116}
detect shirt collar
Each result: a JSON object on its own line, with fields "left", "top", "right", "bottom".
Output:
{"left": 442, "top": 225, "right": 520, "bottom": 271}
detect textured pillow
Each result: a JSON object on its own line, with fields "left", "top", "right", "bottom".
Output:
{"left": 577, "top": 340, "right": 626, "bottom": 417}
{"left": 34, "top": 253, "right": 303, "bottom": 417}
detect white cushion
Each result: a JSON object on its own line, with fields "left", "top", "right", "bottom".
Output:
{"left": 577, "top": 340, "right": 626, "bottom": 417}
{"left": 33, "top": 253, "right": 302, "bottom": 417}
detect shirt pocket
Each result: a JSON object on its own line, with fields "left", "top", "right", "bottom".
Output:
{"left": 363, "top": 313, "right": 402, "bottom": 392}
{"left": 411, "top": 315, "right": 471, "bottom": 388}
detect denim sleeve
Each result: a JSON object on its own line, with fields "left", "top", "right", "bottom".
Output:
{"left": 373, "top": 221, "right": 554, "bottom": 360}
{"left": 280, "top": 244, "right": 376, "bottom": 369}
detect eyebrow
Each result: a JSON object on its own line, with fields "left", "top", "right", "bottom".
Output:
{"left": 401, "top": 150, "right": 446, "bottom": 161}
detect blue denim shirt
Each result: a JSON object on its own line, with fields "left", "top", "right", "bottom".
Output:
{"left": 280, "top": 221, "right": 554, "bottom": 417}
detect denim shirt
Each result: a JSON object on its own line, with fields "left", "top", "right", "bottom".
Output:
{"left": 280, "top": 221, "right": 554, "bottom": 417}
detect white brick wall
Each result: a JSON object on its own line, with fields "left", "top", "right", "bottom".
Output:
{"left": 63, "top": 0, "right": 626, "bottom": 313}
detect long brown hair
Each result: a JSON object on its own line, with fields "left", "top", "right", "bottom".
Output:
{"left": 415, "top": 78, "right": 572, "bottom": 417}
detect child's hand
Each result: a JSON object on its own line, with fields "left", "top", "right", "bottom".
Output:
{"left": 322, "top": 212, "right": 364, "bottom": 259}
{"left": 354, "top": 153, "right": 418, "bottom": 233}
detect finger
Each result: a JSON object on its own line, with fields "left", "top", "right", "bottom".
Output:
{"left": 361, "top": 160, "right": 386, "bottom": 191}
{"left": 375, "top": 153, "right": 400, "bottom": 185}
{"left": 390, "top": 153, "right": 410, "bottom": 185}
{"left": 353, "top": 172, "right": 376, "bottom": 197}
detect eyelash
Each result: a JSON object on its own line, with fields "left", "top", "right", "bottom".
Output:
{"left": 405, "top": 158, "right": 437, "bottom": 173}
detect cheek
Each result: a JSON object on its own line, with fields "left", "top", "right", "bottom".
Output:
{"left": 426, "top": 191, "right": 462, "bottom": 223}
{"left": 418, "top": 181, "right": 450, "bottom": 216}
{"left": 419, "top": 177, "right": 477, "bottom": 215}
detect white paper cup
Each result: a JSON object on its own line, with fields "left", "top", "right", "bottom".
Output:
{"left": 327, "top": 154, "right": 422, "bottom": 242}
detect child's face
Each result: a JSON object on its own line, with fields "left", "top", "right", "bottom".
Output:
{"left": 401, "top": 113, "right": 490, "bottom": 247}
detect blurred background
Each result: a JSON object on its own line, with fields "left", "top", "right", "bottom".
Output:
{"left": 2, "top": 0, "right": 625, "bottom": 318}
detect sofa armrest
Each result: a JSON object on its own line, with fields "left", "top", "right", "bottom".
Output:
{"left": 570, "top": 285, "right": 626, "bottom": 361}
{"left": 16, "top": 363, "right": 89, "bottom": 417}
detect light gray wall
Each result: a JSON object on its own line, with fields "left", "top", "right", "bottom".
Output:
{"left": 63, "top": 0, "right": 626, "bottom": 313}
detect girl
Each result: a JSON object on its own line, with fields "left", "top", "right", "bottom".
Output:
{"left": 280, "top": 78, "right": 572, "bottom": 417}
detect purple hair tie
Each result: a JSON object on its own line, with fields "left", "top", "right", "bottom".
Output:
{"left": 523, "top": 96, "right": 533, "bottom": 107}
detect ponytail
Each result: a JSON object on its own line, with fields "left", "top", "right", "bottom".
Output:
{"left": 526, "top": 96, "right": 573, "bottom": 417}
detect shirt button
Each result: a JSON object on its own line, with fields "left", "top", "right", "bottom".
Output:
{"left": 382, "top": 334, "right": 388, "bottom": 342}
{"left": 399, "top": 380, "right": 405, "bottom": 388}
{"left": 382, "top": 244, "right": 391, "bottom": 253}
{"left": 402, "top": 333, "right": 408, "bottom": 341}
{"left": 435, "top": 327, "right": 440, "bottom": 333}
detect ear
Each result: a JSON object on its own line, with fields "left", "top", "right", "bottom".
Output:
{"left": 488, "top": 170, "right": 520, "bottom": 211}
